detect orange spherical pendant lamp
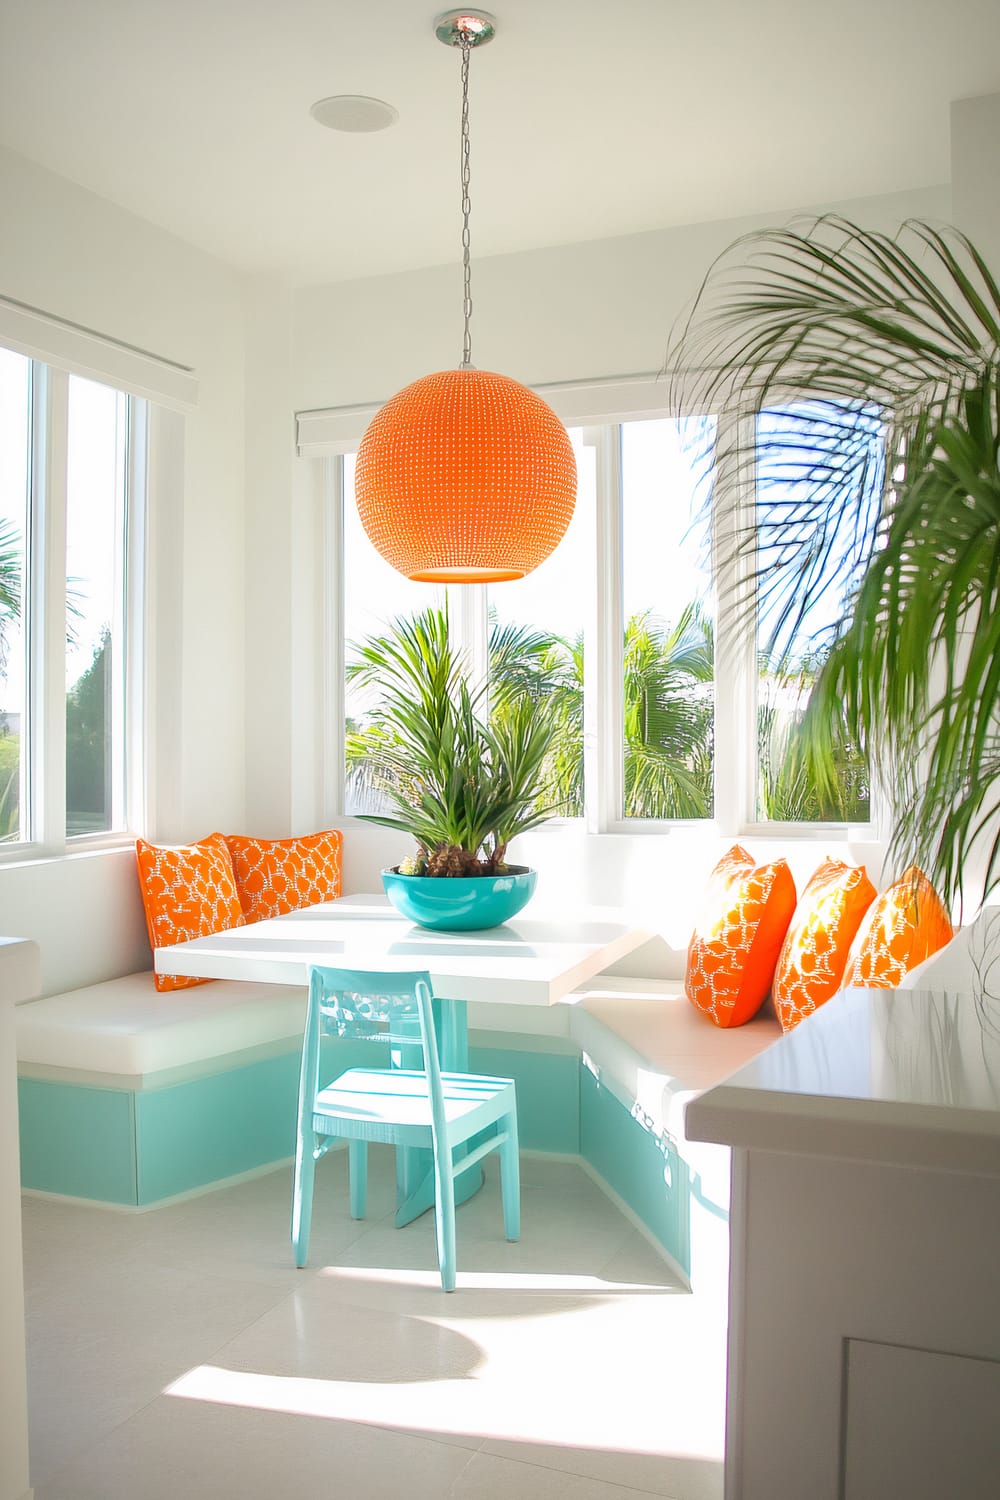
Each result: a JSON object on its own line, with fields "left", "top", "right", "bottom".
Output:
{"left": 355, "top": 11, "right": 577, "bottom": 584}
{"left": 356, "top": 366, "right": 576, "bottom": 582}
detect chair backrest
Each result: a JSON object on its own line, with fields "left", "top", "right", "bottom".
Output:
{"left": 301, "top": 965, "right": 447, "bottom": 1139}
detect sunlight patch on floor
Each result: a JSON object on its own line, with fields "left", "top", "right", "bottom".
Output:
{"left": 316, "top": 1264, "right": 685, "bottom": 1295}
{"left": 165, "top": 1361, "right": 722, "bottom": 1461}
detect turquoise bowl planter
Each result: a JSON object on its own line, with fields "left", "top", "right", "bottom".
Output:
{"left": 381, "top": 866, "right": 537, "bottom": 931}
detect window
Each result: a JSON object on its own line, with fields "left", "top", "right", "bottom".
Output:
{"left": 315, "top": 377, "right": 880, "bottom": 838}
{"left": 0, "top": 350, "right": 145, "bottom": 851}
{"left": 620, "top": 417, "right": 715, "bottom": 820}
{"left": 754, "top": 402, "right": 882, "bottom": 824}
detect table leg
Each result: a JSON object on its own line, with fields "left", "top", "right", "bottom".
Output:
{"left": 394, "top": 996, "right": 485, "bottom": 1228}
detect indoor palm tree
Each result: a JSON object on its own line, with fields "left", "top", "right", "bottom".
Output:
{"left": 345, "top": 606, "right": 562, "bottom": 875}
{"left": 666, "top": 215, "right": 1000, "bottom": 907}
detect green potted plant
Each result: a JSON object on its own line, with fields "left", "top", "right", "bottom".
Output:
{"left": 346, "top": 606, "right": 562, "bottom": 929}
{"left": 666, "top": 214, "right": 1000, "bottom": 910}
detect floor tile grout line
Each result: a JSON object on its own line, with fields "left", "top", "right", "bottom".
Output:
{"left": 444, "top": 1441, "right": 490, "bottom": 1495}
{"left": 25, "top": 1270, "right": 315, "bottom": 1491}
{"left": 449, "top": 1446, "right": 690, "bottom": 1499}
{"left": 28, "top": 1379, "right": 190, "bottom": 1497}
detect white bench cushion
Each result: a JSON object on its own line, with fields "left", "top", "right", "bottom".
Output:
{"left": 16, "top": 972, "right": 306, "bottom": 1077}
{"left": 568, "top": 977, "right": 781, "bottom": 1141}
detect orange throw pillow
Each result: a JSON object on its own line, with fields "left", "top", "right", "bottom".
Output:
{"left": 686, "top": 845, "right": 797, "bottom": 1028}
{"left": 842, "top": 866, "right": 953, "bottom": 989}
{"left": 773, "top": 858, "right": 877, "bottom": 1032}
{"left": 135, "top": 832, "right": 245, "bottom": 993}
{"left": 224, "top": 829, "right": 343, "bottom": 924}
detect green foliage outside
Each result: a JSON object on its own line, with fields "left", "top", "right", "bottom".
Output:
{"left": 1, "top": 517, "right": 22, "bottom": 841}
{"left": 65, "top": 630, "right": 111, "bottom": 835}
{"left": 757, "top": 657, "right": 869, "bottom": 823}
{"left": 0, "top": 729, "right": 18, "bottom": 841}
{"left": 347, "top": 602, "right": 864, "bottom": 828}
{"left": 0, "top": 631, "right": 112, "bottom": 842}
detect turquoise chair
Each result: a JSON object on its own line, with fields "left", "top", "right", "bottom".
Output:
{"left": 291, "top": 965, "right": 520, "bottom": 1291}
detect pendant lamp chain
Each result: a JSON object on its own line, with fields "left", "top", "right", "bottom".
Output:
{"left": 354, "top": 10, "right": 577, "bottom": 585}
{"left": 459, "top": 35, "right": 474, "bottom": 369}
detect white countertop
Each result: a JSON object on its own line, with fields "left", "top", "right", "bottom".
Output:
{"left": 685, "top": 984, "right": 1000, "bottom": 1176}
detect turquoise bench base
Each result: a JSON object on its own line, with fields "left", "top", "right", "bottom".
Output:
{"left": 18, "top": 1034, "right": 693, "bottom": 1277}
{"left": 580, "top": 1065, "right": 690, "bottom": 1273}
{"left": 19, "top": 1050, "right": 303, "bottom": 1207}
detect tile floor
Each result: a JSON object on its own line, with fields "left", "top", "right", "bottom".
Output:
{"left": 21, "top": 1151, "right": 727, "bottom": 1499}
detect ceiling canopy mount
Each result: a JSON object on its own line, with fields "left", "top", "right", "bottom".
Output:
{"left": 434, "top": 11, "right": 497, "bottom": 48}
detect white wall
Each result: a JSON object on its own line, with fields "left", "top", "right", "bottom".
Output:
{"left": 0, "top": 145, "right": 250, "bottom": 993}
{"left": 242, "top": 274, "right": 298, "bottom": 837}
{"left": 951, "top": 93, "right": 1000, "bottom": 260}
{"left": 292, "top": 182, "right": 951, "bottom": 410}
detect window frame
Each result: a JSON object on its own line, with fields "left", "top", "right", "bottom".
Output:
{"left": 0, "top": 296, "right": 196, "bottom": 863}
{"left": 0, "top": 358, "right": 144, "bottom": 857}
{"left": 298, "top": 374, "right": 881, "bottom": 844}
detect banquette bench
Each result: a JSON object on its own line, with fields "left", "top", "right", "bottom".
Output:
{"left": 16, "top": 973, "right": 309, "bottom": 1209}
{"left": 14, "top": 830, "right": 964, "bottom": 1289}
{"left": 13, "top": 961, "right": 781, "bottom": 1289}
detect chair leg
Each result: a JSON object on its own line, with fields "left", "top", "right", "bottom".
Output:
{"left": 291, "top": 1125, "right": 318, "bottom": 1268}
{"left": 434, "top": 1148, "right": 457, "bottom": 1292}
{"left": 349, "top": 1139, "right": 368, "bottom": 1219}
{"left": 499, "top": 1110, "right": 521, "bottom": 1242}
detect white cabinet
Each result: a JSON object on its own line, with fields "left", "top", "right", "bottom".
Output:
{"left": 843, "top": 1340, "right": 1000, "bottom": 1500}
{"left": 687, "top": 982, "right": 1000, "bottom": 1500}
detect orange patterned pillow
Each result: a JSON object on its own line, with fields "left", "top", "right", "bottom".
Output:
{"left": 773, "top": 858, "right": 877, "bottom": 1032}
{"left": 841, "top": 866, "right": 952, "bottom": 988}
{"left": 135, "top": 832, "right": 245, "bottom": 993}
{"left": 686, "top": 845, "right": 797, "bottom": 1028}
{"left": 224, "top": 829, "right": 343, "bottom": 924}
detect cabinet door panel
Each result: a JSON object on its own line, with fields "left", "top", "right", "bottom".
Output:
{"left": 844, "top": 1338, "right": 1000, "bottom": 1500}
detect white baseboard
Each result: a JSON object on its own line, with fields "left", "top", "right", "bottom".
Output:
{"left": 19, "top": 1153, "right": 310, "bottom": 1214}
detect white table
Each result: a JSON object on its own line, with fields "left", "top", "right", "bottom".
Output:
{"left": 156, "top": 894, "right": 650, "bottom": 1223}
{"left": 154, "top": 893, "right": 649, "bottom": 1004}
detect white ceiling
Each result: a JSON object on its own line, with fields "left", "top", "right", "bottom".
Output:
{"left": 1, "top": 0, "right": 998, "bottom": 286}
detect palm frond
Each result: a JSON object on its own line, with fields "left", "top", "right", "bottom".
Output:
{"left": 624, "top": 742, "right": 711, "bottom": 820}
{"left": 666, "top": 214, "right": 1000, "bottom": 905}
